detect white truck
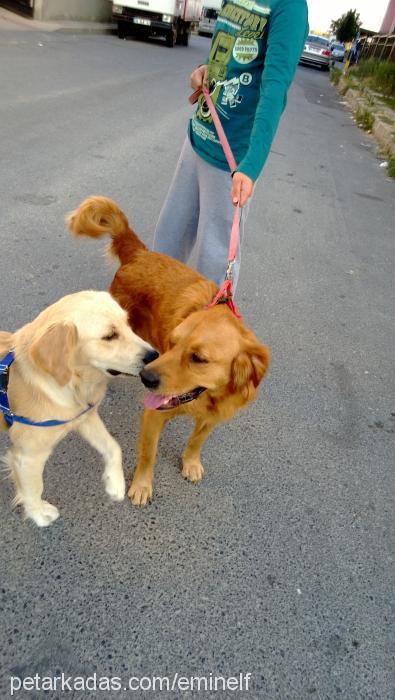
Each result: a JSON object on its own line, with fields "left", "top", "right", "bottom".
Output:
{"left": 112, "top": 0, "right": 203, "bottom": 47}
{"left": 198, "top": 1, "right": 222, "bottom": 37}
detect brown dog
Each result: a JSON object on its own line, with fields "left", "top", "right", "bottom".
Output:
{"left": 68, "top": 197, "right": 270, "bottom": 506}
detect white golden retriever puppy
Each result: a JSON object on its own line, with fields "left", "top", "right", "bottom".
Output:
{"left": 0, "top": 291, "right": 156, "bottom": 527}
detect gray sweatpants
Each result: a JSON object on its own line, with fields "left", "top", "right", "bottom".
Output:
{"left": 153, "top": 138, "right": 248, "bottom": 290}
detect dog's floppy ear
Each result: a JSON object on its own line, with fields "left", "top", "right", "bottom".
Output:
{"left": 30, "top": 322, "right": 78, "bottom": 386}
{"left": 230, "top": 340, "right": 270, "bottom": 400}
{"left": 0, "top": 331, "right": 13, "bottom": 354}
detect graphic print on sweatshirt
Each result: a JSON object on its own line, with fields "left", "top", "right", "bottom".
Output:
{"left": 194, "top": 0, "right": 271, "bottom": 134}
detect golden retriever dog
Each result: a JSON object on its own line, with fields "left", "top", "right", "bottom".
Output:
{"left": 0, "top": 291, "right": 155, "bottom": 526}
{"left": 68, "top": 197, "right": 270, "bottom": 507}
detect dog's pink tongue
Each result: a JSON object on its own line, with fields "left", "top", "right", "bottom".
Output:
{"left": 144, "top": 393, "right": 170, "bottom": 410}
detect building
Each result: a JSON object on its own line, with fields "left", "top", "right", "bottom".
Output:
{"left": 0, "top": 0, "right": 111, "bottom": 21}
{"left": 380, "top": 0, "right": 395, "bottom": 33}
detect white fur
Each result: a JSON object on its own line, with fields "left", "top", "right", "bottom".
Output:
{"left": 1, "top": 291, "right": 152, "bottom": 527}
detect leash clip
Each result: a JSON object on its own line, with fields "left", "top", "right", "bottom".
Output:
{"left": 225, "top": 259, "right": 235, "bottom": 282}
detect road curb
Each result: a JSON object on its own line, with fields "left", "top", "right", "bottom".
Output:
{"left": 54, "top": 25, "right": 117, "bottom": 35}
{"left": 0, "top": 8, "right": 116, "bottom": 34}
{"left": 335, "top": 76, "right": 395, "bottom": 159}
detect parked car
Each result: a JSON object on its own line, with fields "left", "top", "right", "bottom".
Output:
{"left": 198, "top": 6, "right": 219, "bottom": 36}
{"left": 299, "top": 34, "right": 334, "bottom": 71}
{"left": 331, "top": 42, "right": 346, "bottom": 62}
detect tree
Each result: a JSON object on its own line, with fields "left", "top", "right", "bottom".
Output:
{"left": 331, "top": 9, "right": 361, "bottom": 43}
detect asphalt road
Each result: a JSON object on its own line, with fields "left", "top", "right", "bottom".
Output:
{"left": 0, "top": 28, "right": 394, "bottom": 700}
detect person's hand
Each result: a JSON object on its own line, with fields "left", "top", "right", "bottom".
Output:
{"left": 231, "top": 172, "right": 254, "bottom": 207}
{"left": 190, "top": 65, "right": 209, "bottom": 90}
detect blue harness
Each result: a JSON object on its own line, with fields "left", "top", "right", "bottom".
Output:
{"left": 0, "top": 350, "right": 95, "bottom": 428}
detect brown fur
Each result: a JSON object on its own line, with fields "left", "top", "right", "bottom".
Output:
{"left": 68, "top": 196, "right": 270, "bottom": 505}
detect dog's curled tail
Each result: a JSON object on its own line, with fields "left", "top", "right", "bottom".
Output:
{"left": 67, "top": 196, "right": 146, "bottom": 263}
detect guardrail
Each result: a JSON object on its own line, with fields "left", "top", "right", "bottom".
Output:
{"left": 359, "top": 33, "right": 395, "bottom": 61}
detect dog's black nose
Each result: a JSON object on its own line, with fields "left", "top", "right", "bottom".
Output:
{"left": 140, "top": 368, "right": 160, "bottom": 389}
{"left": 143, "top": 349, "right": 159, "bottom": 365}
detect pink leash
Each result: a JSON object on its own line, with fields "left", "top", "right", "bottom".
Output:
{"left": 190, "top": 87, "right": 242, "bottom": 319}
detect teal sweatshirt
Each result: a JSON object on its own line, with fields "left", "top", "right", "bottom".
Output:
{"left": 189, "top": 0, "right": 308, "bottom": 181}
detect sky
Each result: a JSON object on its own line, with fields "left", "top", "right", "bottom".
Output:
{"left": 307, "top": 0, "right": 390, "bottom": 33}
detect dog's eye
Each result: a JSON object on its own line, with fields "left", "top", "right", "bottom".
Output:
{"left": 102, "top": 330, "right": 119, "bottom": 341}
{"left": 190, "top": 353, "right": 207, "bottom": 364}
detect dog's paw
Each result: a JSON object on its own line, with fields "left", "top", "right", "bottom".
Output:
{"left": 128, "top": 481, "right": 152, "bottom": 507}
{"left": 25, "top": 501, "right": 60, "bottom": 528}
{"left": 103, "top": 470, "right": 125, "bottom": 502}
{"left": 181, "top": 459, "right": 204, "bottom": 483}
